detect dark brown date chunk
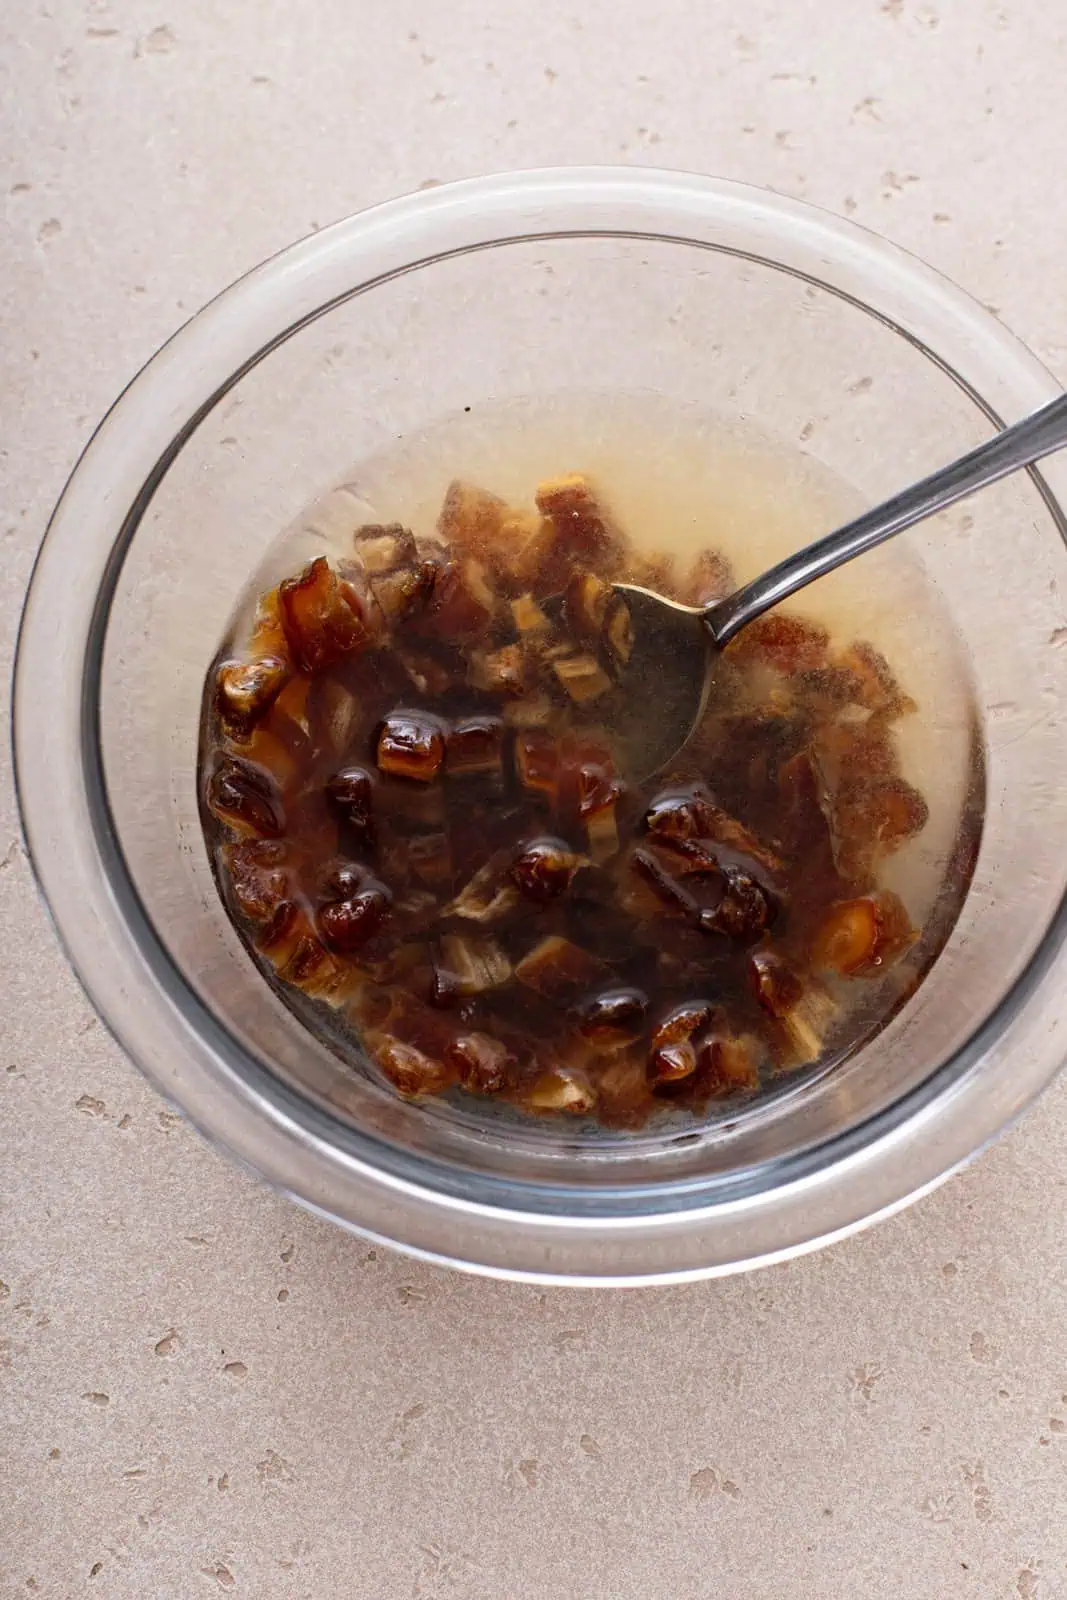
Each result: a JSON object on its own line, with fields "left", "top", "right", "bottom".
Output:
{"left": 725, "top": 613, "right": 829, "bottom": 674}
{"left": 447, "top": 1032, "right": 515, "bottom": 1095}
{"left": 208, "top": 756, "right": 285, "bottom": 838}
{"left": 515, "top": 936, "right": 609, "bottom": 1002}
{"left": 446, "top": 716, "right": 505, "bottom": 779}
{"left": 575, "top": 987, "right": 648, "bottom": 1049}
{"left": 698, "top": 1033, "right": 761, "bottom": 1095}
{"left": 326, "top": 767, "right": 377, "bottom": 845}
{"left": 511, "top": 837, "right": 585, "bottom": 903}
{"left": 699, "top": 865, "right": 775, "bottom": 942}
{"left": 370, "top": 1035, "right": 455, "bottom": 1098}
{"left": 649, "top": 1040, "right": 698, "bottom": 1084}
{"left": 279, "top": 556, "right": 369, "bottom": 673}
{"left": 317, "top": 885, "right": 392, "bottom": 953}
{"left": 376, "top": 712, "right": 446, "bottom": 782}
{"left": 204, "top": 469, "right": 934, "bottom": 1124}
{"left": 813, "top": 891, "right": 914, "bottom": 976}
{"left": 223, "top": 839, "right": 289, "bottom": 923}
{"left": 749, "top": 950, "right": 804, "bottom": 1017}
{"left": 215, "top": 655, "right": 289, "bottom": 737}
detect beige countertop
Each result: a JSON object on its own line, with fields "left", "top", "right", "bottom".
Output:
{"left": 2, "top": 1, "right": 1066, "bottom": 1594}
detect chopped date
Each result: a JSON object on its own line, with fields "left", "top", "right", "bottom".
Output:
{"left": 278, "top": 931, "right": 340, "bottom": 998}
{"left": 503, "top": 474, "right": 625, "bottom": 595}
{"left": 511, "top": 837, "right": 586, "bottom": 903}
{"left": 205, "top": 468, "right": 935, "bottom": 1124}
{"left": 511, "top": 593, "right": 550, "bottom": 635}
{"left": 575, "top": 988, "right": 649, "bottom": 1049}
{"left": 798, "top": 663, "right": 869, "bottom": 709}
{"left": 326, "top": 766, "right": 377, "bottom": 845}
{"left": 215, "top": 655, "right": 290, "bottom": 737}
{"left": 369, "top": 1034, "right": 456, "bottom": 1098}
{"left": 534, "top": 473, "right": 624, "bottom": 575}
{"left": 831, "top": 774, "right": 929, "bottom": 879}
{"left": 748, "top": 950, "right": 805, "bottom": 1018}
{"left": 629, "top": 848, "right": 701, "bottom": 921}
{"left": 354, "top": 523, "right": 418, "bottom": 573}
{"left": 407, "top": 831, "right": 453, "bottom": 887}
{"left": 525, "top": 1064, "right": 597, "bottom": 1114}
{"left": 698, "top": 865, "right": 775, "bottom": 942}
{"left": 279, "top": 556, "right": 370, "bottom": 672}
{"left": 317, "top": 884, "right": 392, "bottom": 953}
{"left": 779, "top": 983, "right": 839, "bottom": 1064}
{"left": 563, "top": 570, "right": 614, "bottom": 638}
{"left": 836, "top": 640, "right": 916, "bottom": 718}
{"left": 376, "top": 711, "right": 447, "bottom": 782}
{"left": 379, "top": 780, "right": 446, "bottom": 834}
{"left": 571, "top": 757, "right": 621, "bottom": 822}
{"left": 446, "top": 716, "right": 505, "bottom": 778}
{"left": 320, "top": 859, "right": 372, "bottom": 900}
{"left": 506, "top": 515, "right": 562, "bottom": 593}
{"left": 552, "top": 652, "right": 613, "bottom": 704}
{"left": 651, "top": 1001, "right": 714, "bottom": 1051}
{"left": 257, "top": 897, "right": 302, "bottom": 965}
{"left": 812, "top": 891, "right": 915, "bottom": 976}
{"left": 248, "top": 588, "right": 289, "bottom": 660}
{"left": 515, "top": 936, "right": 610, "bottom": 1002}
{"left": 413, "top": 556, "right": 496, "bottom": 639}
{"left": 434, "top": 933, "right": 511, "bottom": 997}
{"left": 396, "top": 646, "right": 453, "bottom": 698}
{"left": 208, "top": 755, "right": 286, "bottom": 838}
{"left": 559, "top": 749, "right": 617, "bottom": 829}
{"left": 585, "top": 803, "right": 620, "bottom": 863}
{"left": 223, "top": 838, "right": 289, "bottom": 923}
{"left": 445, "top": 854, "right": 520, "bottom": 923}
{"left": 777, "top": 750, "right": 833, "bottom": 850}
{"left": 504, "top": 692, "right": 556, "bottom": 730}
{"left": 437, "top": 480, "right": 509, "bottom": 563}
{"left": 604, "top": 595, "right": 634, "bottom": 666}
{"left": 534, "top": 472, "right": 600, "bottom": 520}
{"left": 514, "top": 729, "right": 560, "bottom": 800}
{"left": 306, "top": 674, "right": 363, "bottom": 763}
{"left": 725, "top": 613, "right": 829, "bottom": 674}
{"left": 644, "top": 784, "right": 720, "bottom": 842}
{"left": 630, "top": 548, "right": 677, "bottom": 594}
{"left": 260, "top": 903, "right": 348, "bottom": 1001}
{"left": 697, "top": 1032, "right": 762, "bottom": 1095}
{"left": 370, "top": 559, "right": 437, "bottom": 626}
{"left": 241, "top": 711, "right": 313, "bottom": 794}
{"left": 648, "top": 1040, "right": 698, "bottom": 1084}
{"left": 447, "top": 1032, "right": 515, "bottom": 1095}
{"left": 862, "top": 776, "right": 929, "bottom": 852}
{"left": 596, "top": 1055, "right": 655, "bottom": 1126}
{"left": 681, "top": 547, "right": 734, "bottom": 608}
{"left": 469, "top": 643, "right": 530, "bottom": 697}
{"left": 814, "top": 713, "right": 898, "bottom": 791}
{"left": 367, "top": 990, "right": 452, "bottom": 1056}
{"left": 647, "top": 786, "right": 784, "bottom": 886}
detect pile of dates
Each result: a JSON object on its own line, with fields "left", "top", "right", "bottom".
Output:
{"left": 202, "top": 472, "right": 927, "bottom": 1125}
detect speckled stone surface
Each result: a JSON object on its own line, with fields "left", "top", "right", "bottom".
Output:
{"left": 2, "top": 2, "right": 1067, "bottom": 1595}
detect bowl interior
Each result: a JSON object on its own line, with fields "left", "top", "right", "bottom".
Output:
{"left": 87, "top": 230, "right": 1067, "bottom": 1201}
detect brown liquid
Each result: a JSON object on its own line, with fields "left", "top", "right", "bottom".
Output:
{"left": 199, "top": 442, "right": 982, "bottom": 1129}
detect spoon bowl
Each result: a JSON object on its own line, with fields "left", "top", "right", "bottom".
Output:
{"left": 602, "top": 585, "right": 714, "bottom": 780}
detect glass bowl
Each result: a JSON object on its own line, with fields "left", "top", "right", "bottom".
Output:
{"left": 14, "top": 168, "right": 1067, "bottom": 1285}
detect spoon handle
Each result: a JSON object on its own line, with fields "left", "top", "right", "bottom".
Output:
{"left": 703, "top": 390, "right": 1067, "bottom": 648}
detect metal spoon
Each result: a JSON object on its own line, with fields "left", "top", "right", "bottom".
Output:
{"left": 603, "top": 391, "right": 1067, "bottom": 780}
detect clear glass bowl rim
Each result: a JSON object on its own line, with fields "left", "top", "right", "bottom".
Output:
{"left": 12, "top": 166, "right": 1067, "bottom": 1284}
